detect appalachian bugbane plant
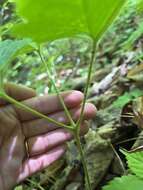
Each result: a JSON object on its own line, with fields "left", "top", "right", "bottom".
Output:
{"left": 0, "top": 0, "right": 127, "bottom": 189}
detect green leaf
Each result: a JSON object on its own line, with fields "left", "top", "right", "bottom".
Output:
{"left": 112, "top": 89, "right": 143, "bottom": 108}
{"left": 122, "top": 20, "right": 143, "bottom": 50}
{"left": 103, "top": 149, "right": 143, "bottom": 190}
{"left": 11, "top": 0, "right": 127, "bottom": 43}
{"left": 82, "top": 0, "right": 126, "bottom": 41}
{"left": 11, "top": 0, "right": 88, "bottom": 43}
{"left": 137, "top": 0, "right": 143, "bottom": 13}
{"left": 14, "top": 186, "right": 23, "bottom": 190}
{"left": 102, "top": 175, "right": 143, "bottom": 190}
{"left": 0, "top": 38, "right": 36, "bottom": 89}
{"left": 121, "top": 150, "right": 143, "bottom": 179}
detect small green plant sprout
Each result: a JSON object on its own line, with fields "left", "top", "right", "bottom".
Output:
{"left": 102, "top": 150, "right": 143, "bottom": 190}
{"left": 0, "top": 0, "right": 128, "bottom": 189}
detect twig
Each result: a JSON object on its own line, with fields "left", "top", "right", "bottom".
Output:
{"left": 91, "top": 63, "right": 128, "bottom": 96}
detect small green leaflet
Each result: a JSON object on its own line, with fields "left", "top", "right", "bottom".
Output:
{"left": 102, "top": 175, "right": 143, "bottom": 190}
{"left": 122, "top": 150, "right": 143, "bottom": 179}
{"left": 112, "top": 89, "right": 143, "bottom": 108}
{"left": 11, "top": 0, "right": 127, "bottom": 43}
{"left": 0, "top": 39, "right": 36, "bottom": 89}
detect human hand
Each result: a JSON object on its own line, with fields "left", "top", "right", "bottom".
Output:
{"left": 0, "top": 83, "right": 96, "bottom": 190}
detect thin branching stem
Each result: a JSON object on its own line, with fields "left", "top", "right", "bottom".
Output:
{"left": 74, "top": 132, "right": 92, "bottom": 190}
{"left": 116, "top": 136, "right": 143, "bottom": 145}
{"left": 1, "top": 93, "right": 73, "bottom": 130}
{"left": 74, "top": 42, "right": 97, "bottom": 190}
{"left": 38, "top": 42, "right": 97, "bottom": 190}
{"left": 76, "top": 42, "right": 97, "bottom": 133}
{"left": 38, "top": 48, "right": 76, "bottom": 128}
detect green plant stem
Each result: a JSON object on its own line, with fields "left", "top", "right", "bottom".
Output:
{"left": 38, "top": 42, "right": 97, "bottom": 190}
{"left": 74, "top": 42, "right": 96, "bottom": 190}
{"left": 0, "top": 73, "right": 4, "bottom": 91}
{"left": 76, "top": 42, "right": 97, "bottom": 133}
{"left": 26, "top": 179, "right": 45, "bottom": 190}
{"left": 1, "top": 93, "right": 73, "bottom": 130}
{"left": 74, "top": 131, "right": 92, "bottom": 190}
{"left": 38, "top": 48, "right": 76, "bottom": 128}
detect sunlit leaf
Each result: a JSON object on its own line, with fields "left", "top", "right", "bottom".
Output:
{"left": 103, "top": 149, "right": 143, "bottom": 190}
{"left": 121, "top": 149, "right": 143, "bottom": 179}
{"left": 11, "top": 0, "right": 88, "bottom": 43}
{"left": 137, "top": 0, "right": 143, "bottom": 13}
{"left": 102, "top": 175, "right": 143, "bottom": 190}
{"left": 112, "top": 89, "right": 143, "bottom": 108}
{"left": 11, "top": 0, "right": 127, "bottom": 43}
{"left": 82, "top": 0, "right": 126, "bottom": 41}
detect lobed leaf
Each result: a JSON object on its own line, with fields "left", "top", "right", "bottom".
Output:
{"left": 121, "top": 150, "right": 143, "bottom": 179}
{"left": 102, "top": 175, "right": 143, "bottom": 190}
{"left": 82, "top": 0, "right": 126, "bottom": 41}
{"left": 11, "top": 0, "right": 88, "bottom": 43}
{"left": 11, "top": 0, "right": 127, "bottom": 43}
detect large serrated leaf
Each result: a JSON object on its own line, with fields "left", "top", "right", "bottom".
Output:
{"left": 121, "top": 150, "right": 143, "bottom": 179}
{"left": 11, "top": 0, "right": 127, "bottom": 43}
{"left": 102, "top": 175, "right": 143, "bottom": 190}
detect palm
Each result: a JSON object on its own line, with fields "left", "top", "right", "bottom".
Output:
{"left": 0, "top": 107, "right": 25, "bottom": 190}
{"left": 0, "top": 83, "right": 96, "bottom": 190}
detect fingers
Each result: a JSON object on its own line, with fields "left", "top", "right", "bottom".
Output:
{"left": 22, "top": 103, "right": 96, "bottom": 138}
{"left": 27, "top": 129, "right": 71, "bottom": 156}
{"left": 16, "top": 91, "right": 84, "bottom": 121}
{"left": 17, "top": 145, "right": 66, "bottom": 183}
{"left": 27, "top": 123, "right": 88, "bottom": 157}
{"left": 0, "top": 83, "right": 36, "bottom": 105}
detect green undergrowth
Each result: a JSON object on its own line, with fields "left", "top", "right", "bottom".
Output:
{"left": 103, "top": 150, "right": 143, "bottom": 190}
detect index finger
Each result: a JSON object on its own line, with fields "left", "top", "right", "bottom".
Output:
{"left": 15, "top": 90, "right": 84, "bottom": 121}
{"left": 0, "top": 83, "right": 36, "bottom": 105}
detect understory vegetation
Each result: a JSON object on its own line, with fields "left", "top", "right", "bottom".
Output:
{"left": 1, "top": 0, "right": 143, "bottom": 190}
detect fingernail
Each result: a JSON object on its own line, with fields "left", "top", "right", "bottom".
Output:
{"left": 64, "top": 91, "right": 84, "bottom": 107}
